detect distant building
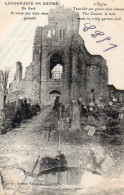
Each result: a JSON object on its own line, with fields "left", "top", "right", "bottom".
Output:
{"left": 7, "top": 5, "right": 124, "bottom": 107}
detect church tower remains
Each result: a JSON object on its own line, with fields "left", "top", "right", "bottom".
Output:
{"left": 8, "top": 5, "right": 112, "bottom": 107}
{"left": 31, "top": 4, "right": 108, "bottom": 107}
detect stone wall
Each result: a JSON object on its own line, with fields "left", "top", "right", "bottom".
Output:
{"left": 14, "top": 62, "right": 23, "bottom": 82}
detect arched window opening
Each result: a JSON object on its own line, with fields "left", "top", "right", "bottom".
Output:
{"left": 50, "top": 53, "right": 63, "bottom": 79}
{"left": 51, "top": 64, "right": 63, "bottom": 79}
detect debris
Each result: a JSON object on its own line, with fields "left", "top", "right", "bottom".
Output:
{"left": 89, "top": 107, "right": 93, "bottom": 112}
{"left": 40, "top": 152, "right": 67, "bottom": 172}
{"left": 102, "top": 126, "right": 106, "bottom": 130}
{"left": 84, "top": 125, "right": 91, "bottom": 131}
{"left": 84, "top": 125, "right": 96, "bottom": 136}
{"left": 89, "top": 102, "right": 94, "bottom": 107}
{"left": 88, "top": 126, "right": 96, "bottom": 136}
{"left": 108, "top": 101, "right": 113, "bottom": 106}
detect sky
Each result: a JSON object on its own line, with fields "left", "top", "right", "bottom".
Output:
{"left": 0, "top": 0, "right": 124, "bottom": 89}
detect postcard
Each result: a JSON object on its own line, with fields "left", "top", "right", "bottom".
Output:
{"left": 0, "top": 0, "right": 124, "bottom": 194}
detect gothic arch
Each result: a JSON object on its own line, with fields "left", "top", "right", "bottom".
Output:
{"left": 47, "top": 50, "right": 65, "bottom": 79}
{"left": 49, "top": 52, "right": 63, "bottom": 79}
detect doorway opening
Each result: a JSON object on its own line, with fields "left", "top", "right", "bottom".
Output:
{"left": 49, "top": 90, "right": 61, "bottom": 106}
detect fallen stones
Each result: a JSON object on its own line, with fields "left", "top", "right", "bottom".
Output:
{"left": 84, "top": 125, "right": 96, "bottom": 136}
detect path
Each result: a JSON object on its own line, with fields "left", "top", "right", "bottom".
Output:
{"left": 0, "top": 107, "right": 124, "bottom": 195}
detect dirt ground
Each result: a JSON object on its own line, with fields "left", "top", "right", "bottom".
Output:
{"left": 0, "top": 108, "right": 124, "bottom": 195}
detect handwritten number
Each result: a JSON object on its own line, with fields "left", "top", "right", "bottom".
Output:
{"left": 91, "top": 31, "right": 104, "bottom": 38}
{"left": 83, "top": 23, "right": 96, "bottom": 32}
{"left": 83, "top": 23, "right": 117, "bottom": 52}
{"left": 96, "top": 37, "right": 111, "bottom": 43}
{"left": 104, "top": 43, "right": 118, "bottom": 52}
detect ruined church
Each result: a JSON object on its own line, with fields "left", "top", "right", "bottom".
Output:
{"left": 8, "top": 5, "right": 124, "bottom": 107}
